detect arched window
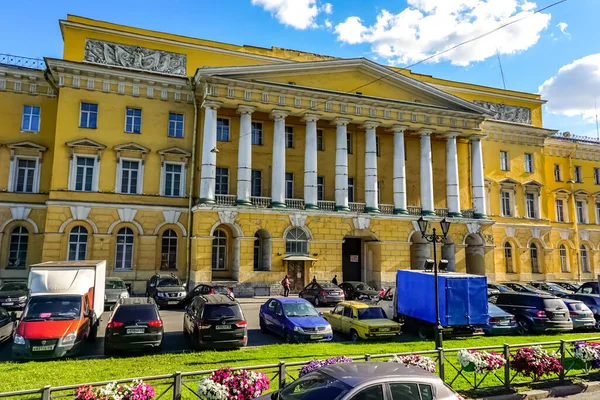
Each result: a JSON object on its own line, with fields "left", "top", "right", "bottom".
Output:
{"left": 115, "top": 227, "right": 134, "bottom": 270}
{"left": 530, "top": 243, "right": 540, "bottom": 273}
{"left": 580, "top": 245, "right": 590, "bottom": 273}
{"left": 161, "top": 229, "right": 178, "bottom": 270}
{"left": 68, "top": 226, "right": 88, "bottom": 261}
{"left": 504, "top": 242, "right": 513, "bottom": 273}
{"left": 253, "top": 230, "right": 272, "bottom": 271}
{"left": 285, "top": 227, "right": 308, "bottom": 255}
{"left": 254, "top": 232, "right": 263, "bottom": 271}
{"left": 8, "top": 226, "right": 28, "bottom": 268}
{"left": 212, "top": 229, "right": 227, "bottom": 270}
{"left": 559, "top": 244, "right": 568, "bottom": 272}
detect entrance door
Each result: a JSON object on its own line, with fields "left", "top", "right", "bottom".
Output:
{"left": 287, "top": 261, "right": 305, "bottom": 293}
{"left": 342, "top": 238, "right": 362, "bottom": 282}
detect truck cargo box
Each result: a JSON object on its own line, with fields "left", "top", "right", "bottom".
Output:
{"left": 396, "top": 270, "right": 488, "bottom": 326}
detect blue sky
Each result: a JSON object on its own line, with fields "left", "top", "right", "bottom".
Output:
{"left": 1, "top": 0, "right": 599, "bottom": 136}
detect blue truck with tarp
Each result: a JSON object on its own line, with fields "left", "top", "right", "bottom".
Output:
{"left": 379, "top": 270, "right": 489, "bottom": 339}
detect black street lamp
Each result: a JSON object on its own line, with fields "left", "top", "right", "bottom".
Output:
{"left": 417, "top": 216, "right": 451, "bottom": 349}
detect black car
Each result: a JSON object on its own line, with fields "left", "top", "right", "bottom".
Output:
{"left": 104, "top": 298, "right": 163, "bottom": 355}
{"left": 566, "top": 293, "right": 600, "bottom": 330}
{"left": 299, "top": 281, "right": 345, "bottom": 306}
{"left": 491, "top": 292, "right": 572, "bottom": 334}
{"left": 552, "top": 282, "right": 581, "bottom": 292}
{"left": 146, "top": 274, "right": 187, "bottom": 308}
{"left": 487, "top": 283, "right": 514, "bottom": 294}
{"left": 183, "top": 294, "right": 247, "bottom": 349}
{"left": 0, "top": 308, "right": 15, "bottom": 344}
{"left": 576, "top": 282, "right": 599, "bottom": 295}
{"left": 501, "top": 282, "right": 548, "bottom": 295}
{"left": 184, "top": 284, "right": 235, "bottom": 306}
{"left": 339, "top": 281, "right": 381, "bottom": 302}
{"left": 0, "top": 281, "right": 28, "bottom": 310}
{"left": 529, "top": 282, "right": 572, "bottom": 297}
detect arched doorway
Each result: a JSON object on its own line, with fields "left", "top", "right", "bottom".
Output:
{"left": 465, "top": 234, "right": 485, "bottom": 275}
{"left": 410, "top": 231, "right": 431, "bottom": 270}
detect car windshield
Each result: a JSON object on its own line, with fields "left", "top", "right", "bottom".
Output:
{"left": 22, "top": 295, "right": 81, "bottom": 321}
{"left": 106, "top": 280, "right": 126, "bottom": 290}
{"left": 113, "top": 305, "right": 158, "bottom": 323}
{"left": 318, "top": 282, "right": 338, "bottom": 289}
{"left": 0, "top": 282, "right": 27, "bottom": 291}
{"left": 544, "top": 299, "right": 567, "bottom": 310}
{"left": 284, "top": 302, "right": 319, "bottom": 317}
{"left": 357, "top": 307, "right": 386, "bottom": 320}
{"left": 202, "top": 304, "right": 243, "bottom": 321}
{"left": 354, "top": 283, "right": 373, "bottom": 291}
{"left": 566, "top": 302, "right": 586, "bottom": 312}
{"left": 157, "top": 278, "right": 181, "bottom": 287}
{"left": 213, "top": 287, "right": 230, "bottom": 295}
{"left": 546, "top": 283, "right": 566, "bottom": 291}
{"left": 488, "top": 303, "right": 505, "bottom": 314}
{"left": 279, "top": 371, "right": 351, "bottom": 400}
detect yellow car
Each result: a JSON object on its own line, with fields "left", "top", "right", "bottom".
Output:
{"left": 324, "top": 301, "right": 401, "bottom": 341}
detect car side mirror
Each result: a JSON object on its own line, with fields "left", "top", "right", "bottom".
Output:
{"left": 270, "top": 391, "right": 280, "bottom": 400}
{"left": 318, "top": 312, "right": 323, "bottom": 317}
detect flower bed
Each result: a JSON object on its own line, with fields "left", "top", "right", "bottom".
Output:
{"left": 574, "top": 341, "right": 600, "bottom": 369}
{"left": 457, "top": 349, "right": 506, "bottom": 374}
{"left": 511, "top": 346, "right": 563, "bottom": 381}
{"left": 197, "top": 367, "right": 270, "bottom": 400}
{"left": 75, "top": 380, "right": 155, "bottom": 400}
{"left": 387, "top": 354, "right": 436, "bottom": 373}
{"left": 298, "top": 356, "right": 354, "bottom": 378}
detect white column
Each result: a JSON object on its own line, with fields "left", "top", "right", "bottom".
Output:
{"left": 364, "top": 121, "right": 379, "bottom": 213}
{"left": 271, "top": 110, "right": 288, "bottom": 208}
{"left": 392, "top": 125, "right": 408, "bottom": 214}
{"left": 303, "top": 113, "right": 320, "bottom": 210}
{"left": 199, "top": 101, "right": 220, "bottom": 204}
{"left": 236, "top": 105, "right": 255, "bottom": 206}
{"left": 419, "top": 128, "right": 435, "bottom": 215}
{"left": 471, "top": 137, "right": 487, "bottom": 218}
{"left": 445, "top": 132, "right": 462, "bottom": 217}
{"left": 335, "top": 118, "right": 351, "bottom": 211}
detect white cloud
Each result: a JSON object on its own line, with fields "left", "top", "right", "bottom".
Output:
{"left": 539, "top": 54, "right": 600, "bottom": 121}
{"left": 324, "top": 19, "right": 333, "bottom": 29}
{"left": 252, "top": 0, "right": 330, "bottom": 30}
{"left": 334, "top": 0, "right": 551, "bottom": 66}
{"left": 557, "top": 22, "right": 569, "bottom": 35}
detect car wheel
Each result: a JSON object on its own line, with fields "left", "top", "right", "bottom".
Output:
{"left": 259, "top": 317, "right": 268, "bottom": 333}
{"left": 517, "top": 318, "right": 532, "bottom": 335}
{"left": 285, "top": 331, "right": 295, "bottom": 344}
{"left": 417, "top": 324, "right": 431, "bottom": 340}
{"left": 350, "top": 330, "right": 360, "bottom": 342}
{"left": 595, "top": 319, "right": 600, "bottom": 331}
{"left": 298, "top": 292, "right": 303, "bottom": 299}
{"left": 314, "top": 297, "right": 320, "bottom": 307}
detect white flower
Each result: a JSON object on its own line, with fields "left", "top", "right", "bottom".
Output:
{"left": 197, "top": 377, "right": 228, "bottom": 400}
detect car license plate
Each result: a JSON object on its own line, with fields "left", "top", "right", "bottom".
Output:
{"left": 168, "top": 301, "right": 179, "bottom": 305}
{"left": 32, "top": 345, "right": 54, "bottom": 351}
{"left": 127, "top": 328, "right": 145, "bottom": 334}
{"left": 1, "top": 302, "right": 13, "bottom": 306}
{"left": 379, "top": 328, "right": 390, "bottom": 332}
{"left": 310, "top": 335, "right": 323, "bottom": 340}
{"left": 499, "top": 320, "right": 510, "bottom": 325}
{"left": 215, "top": 324, "right": 231, "bottom": 330}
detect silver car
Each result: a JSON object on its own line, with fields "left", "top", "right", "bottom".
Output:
{"left": 258, "top": 362, "right": 462, "bottom": 400}
{"left": 105, "top": 277, "right": 129, "bottom": 308}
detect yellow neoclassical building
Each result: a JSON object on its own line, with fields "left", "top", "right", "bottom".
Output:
{"left": 0, "top": 15, "right": 597, "bottom": 294}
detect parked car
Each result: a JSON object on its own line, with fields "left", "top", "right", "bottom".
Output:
{"left": 484, "top": 302, "right": 517, "bottom": 335}
{"left": 501, "top": 282, "right": 548, "bottom": 295}
{"left": 183, "top": 294, "right": 247, "bottom": 349}
{"left": 339, "top": 281, "right": 381, "bottom": 302}
{"left": 487, "top": 283, "right": 514, "bottom": 294}
{"left": 529, "top": 281, "right": 572, "bottom": 297}
{"left": 184, "top": 284, "right": 234, "bottom": 306}
{"left": 0, "top": 308, "right": 15, "bottom": 344}
{"left": 299, "top": 281, "right": 344, "bottom": 306}
{"left": 491, "top": 293, "right": 572, "bottom": 334}
{"left": 105, "top": 277, "right": 129, "bottom": 309}
{"left": 104, "top": 297, "right": 163, "bottom": 355}
{"left": 256, "top": 362, "right": 463, "bottom": 400}
{"left": 0, "top": 281, "right": 28, "bottom": 310}
{"left": 576, "top": 282, "right": 599, "bottom": 295}
{"left": 259, "top": 298, "right": 333, "bottom": 343}
{"left": 562, "top": 299, "right": 595, "bottom": 330}
{"left": 324, "top": 301, "right": 401, "bottom": 341}
{"left": 146, "top": 274, "right": 187, "bottom": 308}
{"left": 552, "top": 282, "right": 581, "bottom": 292}
{"left": 566, "top": 294, "right": 600, "bottom": 330}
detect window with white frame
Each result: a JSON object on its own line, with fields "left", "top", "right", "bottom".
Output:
{"left": 70, "top": 155, "right": 98, "bottom": 192}
{"left": 575, "top": 166, "right": 583, "bottom": 183}
{"left": 212, "top": 229, "right": 227, "bottom": 270}
{"left": 317, "top": 129, "right": 324, "bottom": 151}
{"left": 216, "top": 118, "right": 230, "bottom": 142}
{"left": 80, "top": 103, "right": 98, "bottom": 129}
{"left": 556, "top": 199, "right": 565, "bottom": 222}
{"left": 125, "top": 107, "right": 142, "bottom": 133}
{"left": 11, "top": 157, "right": 40, "bottom": 193}
{"left": 595, "top": 168, "right": 600, "bottom": 185}
{"left": 524, "top": 153, "right": 533, "bottom": 173}
{"left": 501, "top": 191, "right": 512, "bottom": 217}
{"left": 560, "top": 244, "right": 568, "bottom": 272}
{"left": 215, "top": 167, "right": 229, "bottom": 195}
{"left": 504, "top": 242, "right": 514, "bottom": 273}
{"left": 285, "top": 227, "right": 308, "bottom": 255}
{"left": 285, "top": 126, "right": 294, "bottom": 148}
{"left": 526, "top": 193, "right": 537, "bottom": 219}
{"left": 21, "top": 105, "right": 40, "bottom": 132}
{"left": 251, "top": 170, "right": 262, "bottom": 197}
{"left": 576, "top": 200, "right": 587, "bottom": 223}
{"left": 162, "top": 162, "right": 185, "bottom": 197}
{"left": 317, "top": 176, "right": 324, "bottom": 201}
{"left": 117, "top": 159, "right": 142, "bottom": 194}
{"left": 348, "top": 177, "right": 355, "bottom": 202}
{"left": 596, "top": 202, "right": 600, "bottom": 224}
{"left": 115, "top": 227, "right": 134, "bottom": 270}
{"left": 530, "top": 243, "right": 540, "bottom": 273}
{"left": 8, "top": 226, "right": 28, "bottom": 268}
{"left": 581, "top": 245, "right": 590, "bottom": 273}
{"left": 347, "top": 133, "right": 353, "bottom": 154}
{"left": 554, "top": 164, "right": 562, "bottom": 181}
{"left": 285, "top": 172, "right": 294, "bottom": 199}
{"left": 68, "top": 226, "right": 88, "bottom": 261}
{"left": 161, "top": 229, "right": 178, "bottom": 270}
{"left": 168, "top": 113, "right": 184, "bottom": 138}
{"left": 251, "top": 122, "right": 263, "bottom": 145}
{"left": 500, "top": 151, "right": 509, "bottom": 171}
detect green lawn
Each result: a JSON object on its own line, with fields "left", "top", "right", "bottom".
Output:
{"left": 2, "top": 332, "right": 600, "bottom": 395}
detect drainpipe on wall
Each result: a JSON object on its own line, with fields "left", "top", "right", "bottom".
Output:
{"left": 567, "top": 144, "right": 582, "bottom": 283}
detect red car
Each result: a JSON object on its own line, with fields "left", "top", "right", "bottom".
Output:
{"left": 184, "top": 284, "right": 234, "bottom": 305}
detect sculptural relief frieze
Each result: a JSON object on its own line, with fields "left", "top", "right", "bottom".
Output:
{"left": 84, "top": 39, "right": 187, "bottom": 76}
{"left": 473, "top": 100, "right": 532, "bottom": 125}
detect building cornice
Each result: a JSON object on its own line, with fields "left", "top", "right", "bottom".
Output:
{"left": 431, "top": 83, "right": 547, "bottom": 104}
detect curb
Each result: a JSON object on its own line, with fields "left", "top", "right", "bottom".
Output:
{"left": 479, "top": 381, "right": 600, "bottom": 400}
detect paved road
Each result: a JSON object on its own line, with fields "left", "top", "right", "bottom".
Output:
{"left": 560, "top": 392, "right": 599, "bottom": 399}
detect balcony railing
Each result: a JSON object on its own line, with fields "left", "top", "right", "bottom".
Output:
{"left": 349, "top": 202, "right": 365, "bottom": 212}
{"left": 435, "top": 208, "right": 448, "bottom": 217}
{"left": 251, "top": 196, "right": 271, "bottom": 208}
{"left": 379, "top": 204, "right": 394, "bottom": 214}
{"left": 285, "top": 198, "right": 305, "bottom": 209}
{"left": 318, "top": 200, "right": 336, "bottom": 211}
{"left": 407, "top": 206, "right": 422, "bottom": 215}
{"left": 215, "top": 194, "right": 236, "bottom": 206}
{"left": 0, "top": 54, "right": 46, "bottom": 70}
{"left": 461, "top": 209, "right": 474, "bottom": 219}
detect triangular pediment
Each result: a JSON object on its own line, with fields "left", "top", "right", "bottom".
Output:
{"left": 574, "top": 189, "right": 591, "bottom": 196}
{"left": 158, "top": 146, "right": 191, "bottom": 157}
{"left": 114, "top": 142, "right": 150, "bottom": 154}
{"left": 7, "top": 141, "right": 47, "bottom": 152}
{"left": 195, "top": 58, "right": 490, "bottom": 115}
{"left": 66, "top": 138, "right": 106, "bottom": 150}
{"left": 499, "top": 178, "right": 519, "bottom": 185}
{"left": 523, "top": 180, "right": 543, "bottom": 187}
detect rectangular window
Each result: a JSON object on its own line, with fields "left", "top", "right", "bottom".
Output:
{"left": 285, "top": 126, "right": 294, "bottom": 148}
{"left": 556, "top": 199, "right": 565, "bottom": 222}
{"left": 317, "top": 129, "right": 324, "bottom": 151}
{"left": 554, "top": 164, "right": 562, "bottom": 182}
{"left": 215, "top": 167, "right": 229, "bottom": 195}
{"left": 500, "top": 151, "right": 509, "bottom": 171}
{"left": 596, "top": 203, "right": 600, "bottom": 224}
{"left": 163, "top": 163, "right": 183, "bottom": 197}
{"left": 21, "top": 105, "right": 40, "bottom": 132}
{"left": 595, "top": 168, "right": 600, "bottom": 185}
{"left": 216, "top": 118, "right": 230, "bottom": 141}
{"left": 575, "top": 166, "right": 583, "bottom": 183}
{"left": 526, "top": 193, "right": 536, "bottom": 219}
{"left": 524, "top": 153, "right": 533, "bottom": 173}
{"left": 501, "top": 191, "right": 511, "bottom": 217}
{"left": 376, "top": 136, "right": 381, "bottom": 157}
{"left": 125, "top": 107, "right": 142, "bottom": 133}
{"left": 348, "top": 177, "right": 355, "bottom": 203}
{"left": 576, "top": 200, "right": 585, "bottom": 223}
{"left": 347, "top": 133, "right": 353, "bottom": 154}
{"left": 13, "top": 158, "right": 38, "bottom": 193}
{"left": 80, "top": 103, "right": 98, "bottom": 129}
{"left": 251, "top": 170, "right": 262, "bottom": 197}
{"left": 251, "top": 122, "right": 263, "bottom": 145}
{"left": 317, "top": 176, "right": 324, "bottom": 201}
{"left": 119, "top": 160, "right": 140, "bottom": 194}
{"left": 75, "top": 157, "right": 96, "bottom": 192}
{"left": 168, "top": 113, "right": 184, "bottom": 138}
{"left": 285, "top": 172, "right": 294, "bottom": 199}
